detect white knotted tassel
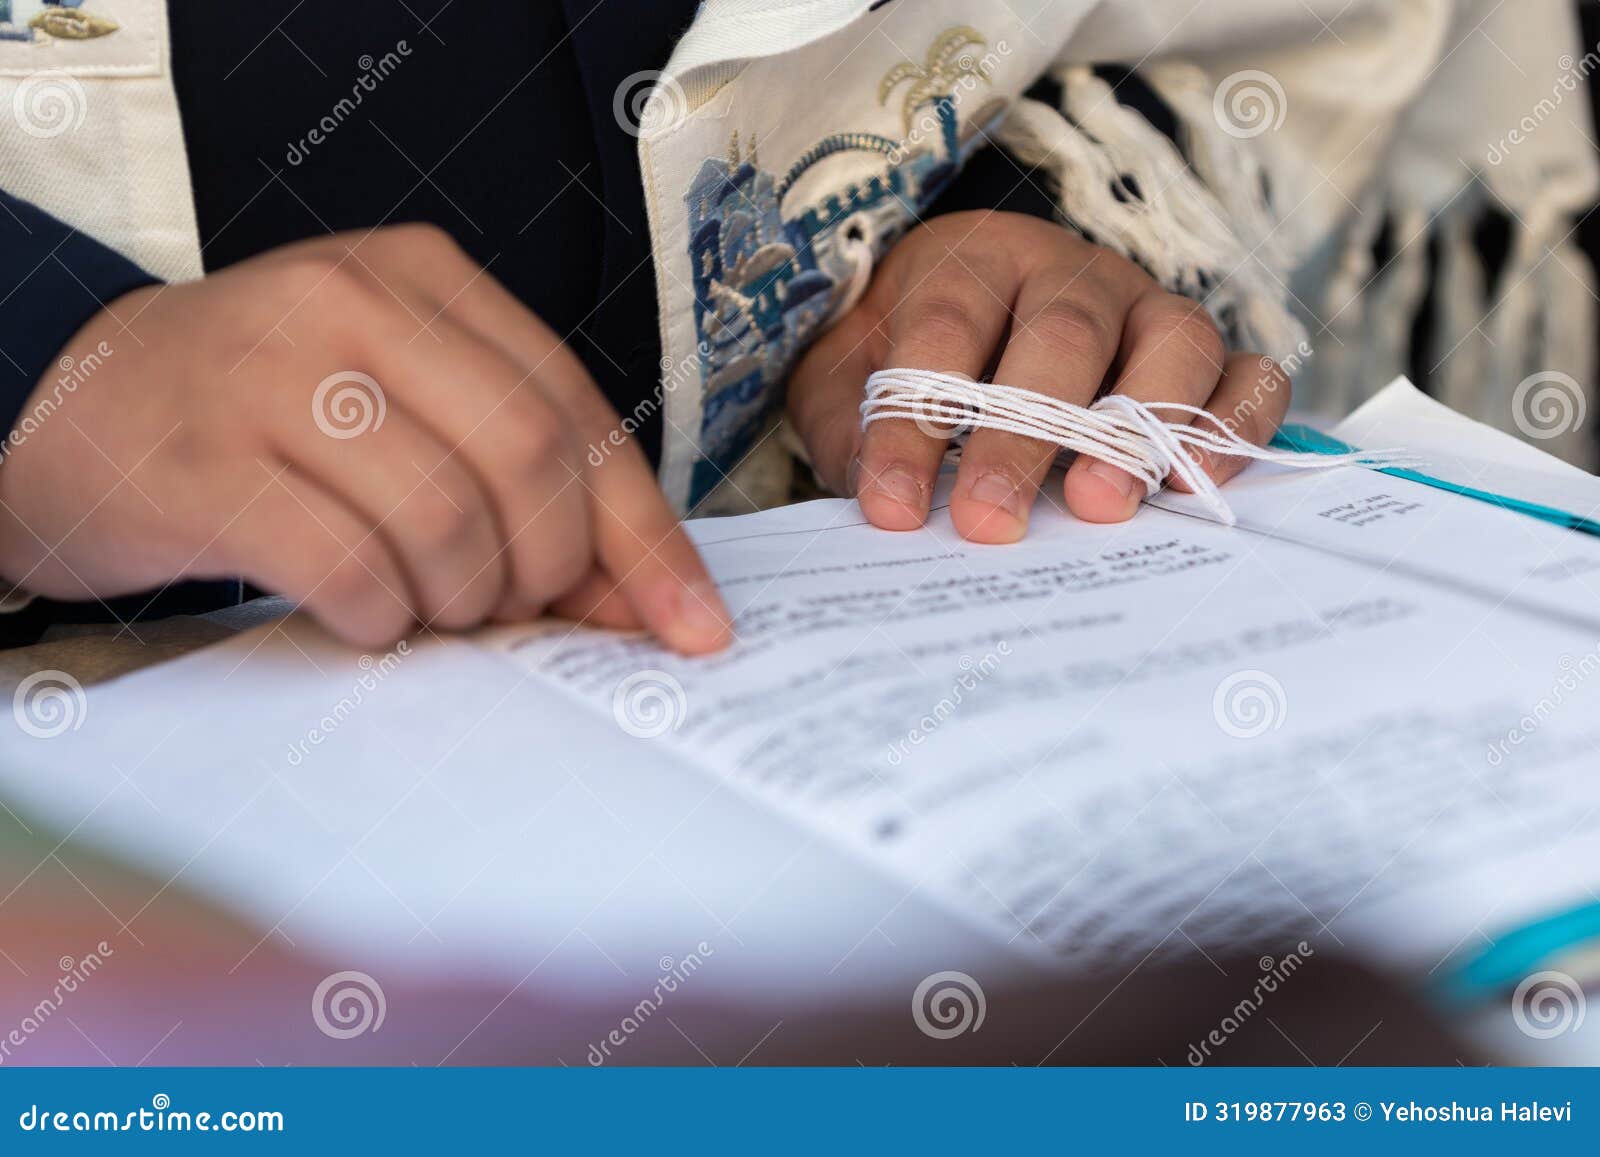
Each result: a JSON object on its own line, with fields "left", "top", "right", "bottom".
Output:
{"left": 861, "top": 368, "right": 1413, "bottom": 526}
{"left": 997, "top": 78, "right": 1307, "bottom": 365}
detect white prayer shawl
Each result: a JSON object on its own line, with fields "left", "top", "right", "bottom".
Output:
{"left": 645, "top": 0, "right": 1600, "bottom": 510}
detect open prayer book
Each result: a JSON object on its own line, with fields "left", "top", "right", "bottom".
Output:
{"left": 5, "top": 378, "right": 1600, "bottom": 1010}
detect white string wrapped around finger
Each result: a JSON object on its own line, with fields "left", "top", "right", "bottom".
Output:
{"left": 860, "top": 368, "right": 1415, "bottom": 526}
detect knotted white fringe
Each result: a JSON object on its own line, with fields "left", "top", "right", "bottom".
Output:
{"left": 996, "top": 71, "right": 1308, "bottom": 365}
{"left": 861, "top": 369, "right": 1411, "bottom": 526}
{"left": 992, "top": 63, "right": 1598, "bottom": 469}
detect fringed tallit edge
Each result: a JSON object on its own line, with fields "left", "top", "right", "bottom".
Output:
{"left": 995, "top": 66, "right": 1307, "bottom": 365}
{"left": 995, "top": 64, "right": 1600, "bottom": 471}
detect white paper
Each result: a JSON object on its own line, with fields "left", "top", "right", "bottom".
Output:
{"left": 1150, "top": 381, "right": 1600, "bottom": 632}
{"left": 4, "top": 384, "right": 1599, "bottom": 1006}
{"left": 0, "top": 618, "right": 1003, "bottom": 1003}
{"left": 497, "top": 463, "right": 1600, "bottom": 973}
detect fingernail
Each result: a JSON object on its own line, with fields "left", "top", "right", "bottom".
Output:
{"left": 672, "top": 579, "right": 732, "bottom": 647}
{"left": 862, "top": 465, "right": 928, "bottom": 516}
{"left": 966, "top": 471, "right": 1027, "bottom": 520}
{"left": 1085, "top": 460, "right": 1142, "bottom": 503}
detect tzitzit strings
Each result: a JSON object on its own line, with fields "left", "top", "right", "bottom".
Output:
{"left": 861, "top": 369, "right": 1413, "bottom": 526}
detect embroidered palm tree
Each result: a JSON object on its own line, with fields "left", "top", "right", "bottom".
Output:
{"left": 877, "top": 26, "right": 991, "bottom": 135}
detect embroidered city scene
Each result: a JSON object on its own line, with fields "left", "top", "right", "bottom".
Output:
{"left": 0, "top": 0, "right": 118, "bottom": 43}
{"left": 681, "top": 26, "right": 1009, "bottom": 504}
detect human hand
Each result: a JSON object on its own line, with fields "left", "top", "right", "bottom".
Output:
{"left": 787, "top": 211, "right": 1291, "bottom": 541}
{"left": 0, "top": 226, "right": 731, "bottom": 652}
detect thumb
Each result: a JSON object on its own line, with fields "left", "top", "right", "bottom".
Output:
{"left": 785, "top": 306, "right": 885, "bottom": 496}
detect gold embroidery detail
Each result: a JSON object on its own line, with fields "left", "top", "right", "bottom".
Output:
{"left": 30, "top": 9, "right": 119, "bottom": 40}
{"left": 878, "top": 26, "right": 991, "bottom": 133}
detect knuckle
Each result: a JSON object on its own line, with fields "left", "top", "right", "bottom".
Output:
{"left": 1026, "top": 301, "right": 1114, "bottom": 358}
{"left": 902, "top": 294, "right": 988, "bottom": 359}
{"left": 407, "top": 487, "right": 475, "bottom": 553}
{"left": 816, "top": 410, "right": 863, "bottom": 494}
{"left": 384, "top": 221, "right": 462, "bottom": 259}
{"left": 547, "top": 537, "right": 592, "bottom": 597}
{"left": 322, "top": 589, "right": 411, "bottom": 646}
{"left": 936, "top": 209, "right": 1033, "bottom": 249}
{"left": 557, "top": 386, "right": 626, "bottom": 448}
{"left": 299, "top": 270, "right": 386, "bottom": 332}
{"left": 1084, "top": 246, "right": 1141, "bottom": 285}
{"left": 1164, "top": 303, "right": 1226, "bottom": 371}
{"left": 924, "top": 210, "right": 987, "bottom": 237}
{"left": 316, "top": 540, "right": 387, "bottom": 605}
{"left": 509, "top": 405, "right": 567, "bottom": 474}
{"left": 1232, "top": 355, "right": 1291, "bottom": 438}
{"left": 510, "top": 530, "right": 589, "bottom": 605}
{"left": 1254, "top": 355, "right": 1292, "bottom": 398}
{"left": 280, "top": 252, "right": 363, "bottom": 301}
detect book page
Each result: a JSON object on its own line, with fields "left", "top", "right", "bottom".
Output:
{"left": 1149, "top": 459, "right": 1600, "bottom": 634}
{"left": 496, "top": 469, "right": 1600, "bottom": 971}
{"left": 5, "top": 442, "right": 1598, "bottom": 989}
{"left": 0, "top": 614, "right": 991, "bottom": 998}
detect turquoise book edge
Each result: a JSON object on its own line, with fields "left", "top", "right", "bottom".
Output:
{"left": 1270, "top": 423, "right": 1600, "bottom": 537}
{"left": 1432, "top": 900, "right": 1600, "bottom": 1005}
